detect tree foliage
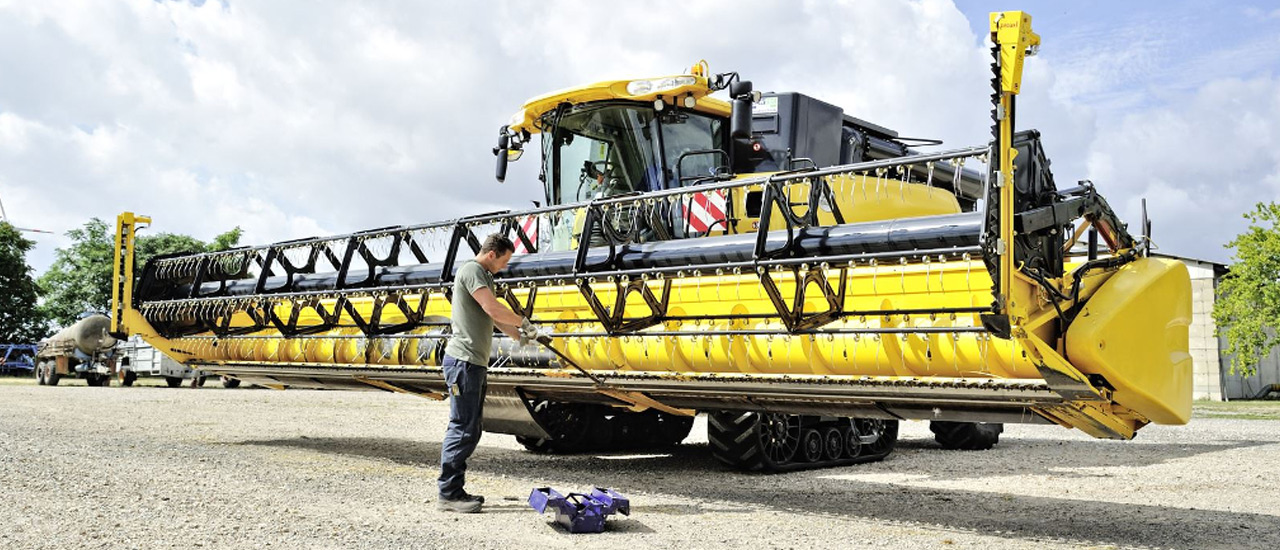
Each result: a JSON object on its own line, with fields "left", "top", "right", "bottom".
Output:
{"left": 37, "top": 218, "right": 243, "bottom": 328}
{"left": 1213, "top": 202, "right": 1280, "bottom": 376}
{"left": 0, "top": 222, "right": 48, "bottom": 343}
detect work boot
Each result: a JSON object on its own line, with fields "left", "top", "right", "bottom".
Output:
{"left": 437, "top": 493, "right": 483, "bottom": 513}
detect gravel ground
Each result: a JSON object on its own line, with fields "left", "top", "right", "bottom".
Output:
{"left": 2, "top": 379, "right": 1278, "bottom": 550}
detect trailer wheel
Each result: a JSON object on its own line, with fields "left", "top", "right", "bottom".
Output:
{"left": 164, "top": 376, "right": 183, "bottom": 388}
{"left": 120, "top": 371, "right": 137, "bottom": 387}
{"left": 85, "top": 375, "right": 101, "bottom": 387}
{"left": 46, "top": 369, "right": 61, "bottom": 386}
{"left": 930, "top": 421, "right": 1003, "bottom": 451}
{"left": 35, "top": 363, "right": 46, "bottom": 385}
{"left": 221, "top": 376, "right": 241, "bottom": 389}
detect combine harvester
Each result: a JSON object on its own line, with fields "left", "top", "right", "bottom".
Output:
{"left": 110, "top": 12, "right": 1190, "bottom": 471}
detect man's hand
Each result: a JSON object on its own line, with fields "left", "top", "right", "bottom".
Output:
{"left": 518, "top": 317, "right": 540, "bottom": 347}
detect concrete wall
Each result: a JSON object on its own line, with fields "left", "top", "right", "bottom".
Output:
{"left": 1178, "top": 256, "right": 1280, "bottom": 400}
{"left": 1186, "top": 262, "right": 1225, "bottom": 400}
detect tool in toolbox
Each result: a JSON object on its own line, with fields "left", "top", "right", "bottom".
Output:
{"left": 528, "top": 487, "right": 630, "bottom": 533}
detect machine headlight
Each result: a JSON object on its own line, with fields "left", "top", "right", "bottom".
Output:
{"left": 626, "top": 76, "right": 697, "bottom": 96}
{"left": 626, "top": 80, "right": 653, "bottom": 95}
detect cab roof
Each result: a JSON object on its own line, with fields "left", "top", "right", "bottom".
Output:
{"left": 507, "top": 65, "right": 733, "bottom": 135}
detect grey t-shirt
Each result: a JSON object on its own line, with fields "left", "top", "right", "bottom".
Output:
{"left": 444, "top": 260, "right": 496, "bottom": 365}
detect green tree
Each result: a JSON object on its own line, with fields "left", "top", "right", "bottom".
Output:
{"left": 0, "top": 222, "right": 48, "bottom": 343}
{"left": 1213, "top": 202, "right": 1280, "bottom": 376}
{"left": 38, "top": 218, "right": 243, "bottom": 328}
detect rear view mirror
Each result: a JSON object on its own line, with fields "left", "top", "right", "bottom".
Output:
{"left": 494, "top": 127, "right": 511, "bottom": 183}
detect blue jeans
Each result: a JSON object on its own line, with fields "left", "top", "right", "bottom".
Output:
{"left": 438, "top": 354, "right": 487, "bottom": 499}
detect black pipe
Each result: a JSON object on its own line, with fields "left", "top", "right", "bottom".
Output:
{"left": 172, "top": 212, "right": 983, "bottom": 299}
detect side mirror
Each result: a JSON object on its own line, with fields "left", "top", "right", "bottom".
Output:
{"left": 494, "top": 127, "right": 511, "bottom": 183}
{"left": 729, "top": 80, "right": 754, "bottom": 139}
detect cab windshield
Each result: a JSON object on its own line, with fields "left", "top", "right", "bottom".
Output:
{"left": 544, "top": 103, "right": 724, "bottom": 206}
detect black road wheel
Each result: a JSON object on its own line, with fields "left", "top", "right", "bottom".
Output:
{"left": 85, "top": 375, "right": 101, "bottom": 387}
{"left": 195, "top": 376, "right": 208, "bottom": 388}
{"left": 35, "top": 364, "right": 46, "bottom": 385}
{"left": 121, "top": 371, "right": 137, "bottom": 387}
{"left": 46, "top": 367, "right": 62, "bottom": 386}
{"left": 221, "top": 376, "right": 241, "bottom": 389}
{"left": 843, "top": 425, "right": 863, "bottom": 459}
{"left": 100, "top": 374, "right": 110, "bottom": 387}
{"left": 823, "top": 427, "right": 844, "bottom": 460}
{"left": 801, "top": 429, "right": 824, "bottom": 462}
{"left": 930, "top": 421, "right": 1003, "bottom": 451}
{"left": 164, "top": 376, "right": 183, "bottom": 388}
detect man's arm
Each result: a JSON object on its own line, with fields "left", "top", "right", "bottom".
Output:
{"left": 494, "top": 322, "right": 522, "bottom": 341}
{"left": 471, "top": 286, "right": 527, "bottom": 328}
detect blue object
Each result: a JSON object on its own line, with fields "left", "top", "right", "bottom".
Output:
{"left": 528, "top": 487, "right": 630, "bottom": 533}
{"left": 0, "top": 344, "right": 37, "bottom": 375}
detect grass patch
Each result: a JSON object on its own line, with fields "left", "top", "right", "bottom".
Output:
{"left": 1193, "top": 399, "right": 1280, "bottom": 420}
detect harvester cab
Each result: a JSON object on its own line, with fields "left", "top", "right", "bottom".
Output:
{"left": 493, "top": 59, "right": 988, "bottom": 251}
{"left": 111, "top": 11, "right": 1192, "bottom": 472}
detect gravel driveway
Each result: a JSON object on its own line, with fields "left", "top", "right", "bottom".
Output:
{"left": 2, "top": 380, "right": 1278, "bottom": 549}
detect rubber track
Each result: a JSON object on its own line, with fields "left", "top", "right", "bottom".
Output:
{"left": 708, "top": 412, "right": 897, "bottom": 473}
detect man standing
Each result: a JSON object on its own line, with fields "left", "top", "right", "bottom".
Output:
{"left": 438, "top": 234, "right": 535, "bottom": 513}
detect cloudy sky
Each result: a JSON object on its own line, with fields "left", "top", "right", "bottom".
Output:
{"left": 1, "top": 0, "right": 1277, "bottom": 272}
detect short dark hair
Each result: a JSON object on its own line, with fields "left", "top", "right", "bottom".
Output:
{"left": 480, "top": 233, "right": 515, "bottom": 256}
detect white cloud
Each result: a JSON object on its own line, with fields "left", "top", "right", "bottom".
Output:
{"left": 0, "top": 0, "right": 1274, "bottom": 273}
{"left": 1085, "top": 76, "right": 1280, "bottom": 262}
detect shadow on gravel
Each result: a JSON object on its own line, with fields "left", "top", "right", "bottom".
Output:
{"left": 891, "top": 436, "right": 1279, "bottom": 479}
{"left": 243, "top": 436, "right": 1279, "bottom": 550}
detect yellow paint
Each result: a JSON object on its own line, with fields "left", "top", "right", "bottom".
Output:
{"left": 507, "top": 64, "right": 731, "bottom": 136}
{"left": 1065, "top": 258, "right": 1193, "bottom": 424}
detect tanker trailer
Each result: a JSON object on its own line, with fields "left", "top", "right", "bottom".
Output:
{"left": 35, "top": 314, "right": 118, "bottom": 387}
{"left": 109, "top": 11, "right": 1191, "bottom": 471}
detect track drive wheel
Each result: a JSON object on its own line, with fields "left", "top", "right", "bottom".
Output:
{"left": 930, "top": 421, "right": 1003, "bottom": 450}
{"left": 853, "top": 418, "right": 898, "bottom": 458}
{"left": 708, "top": 411, "right": 801, "bottom": 472}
